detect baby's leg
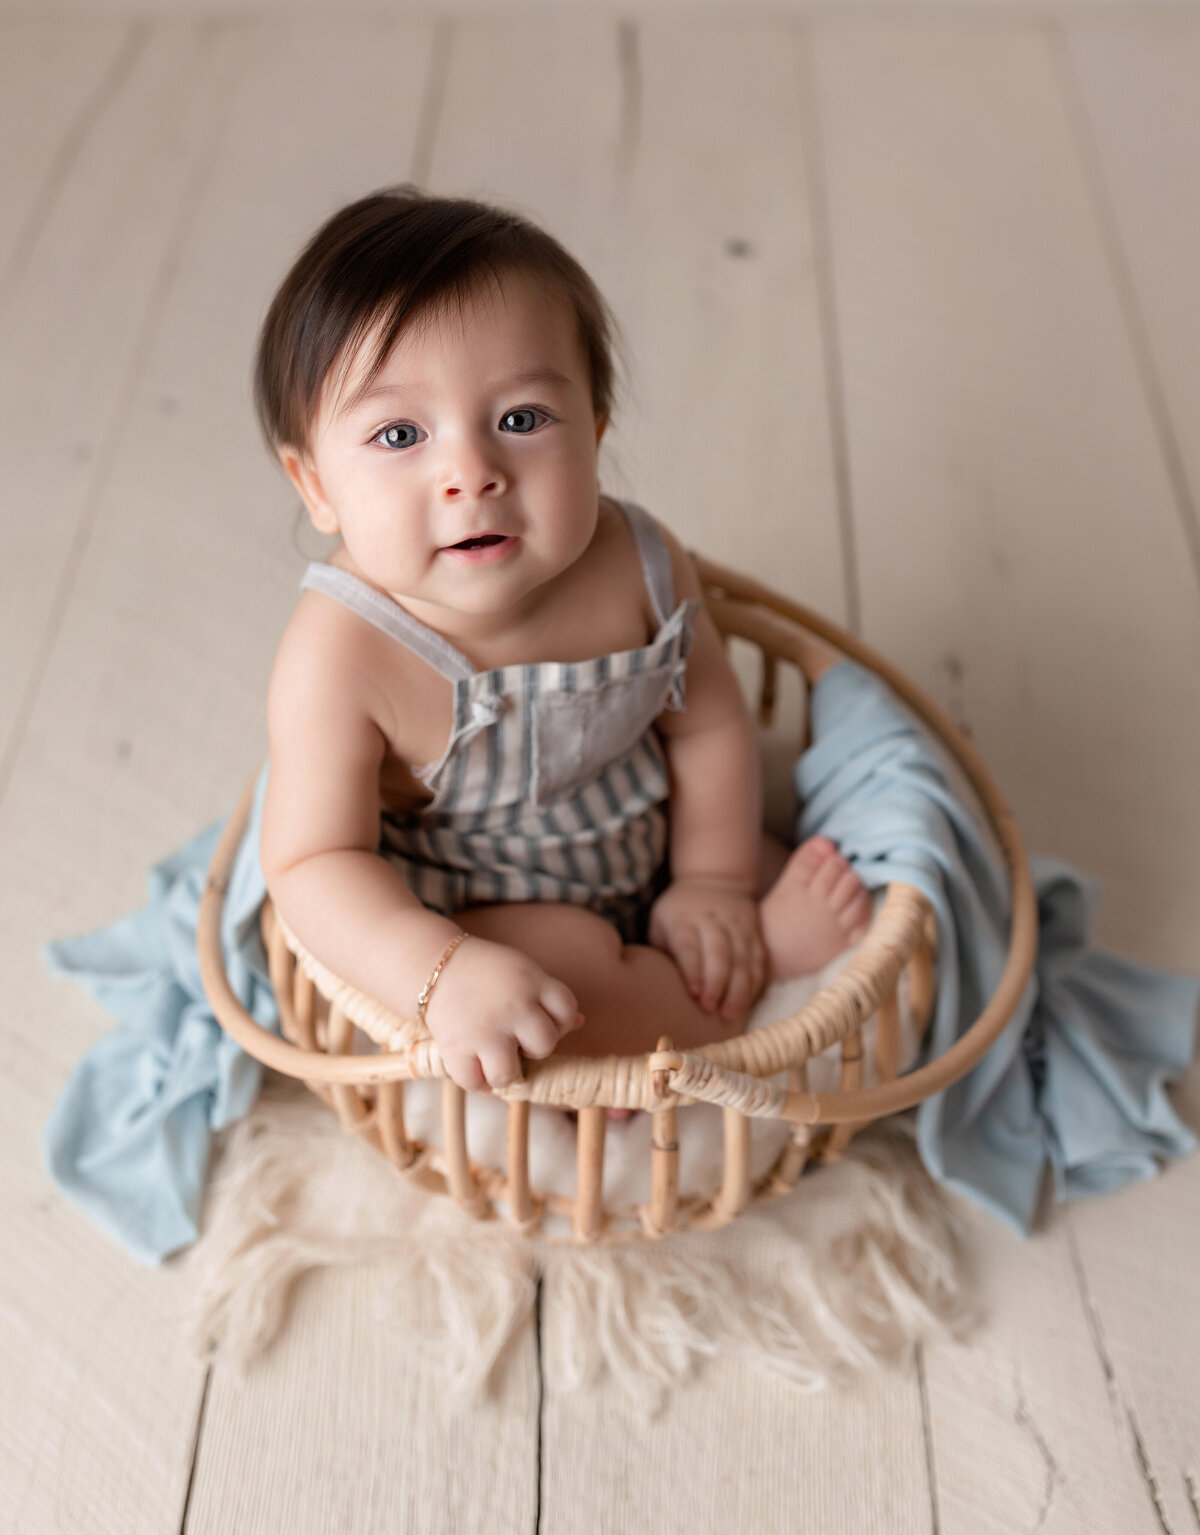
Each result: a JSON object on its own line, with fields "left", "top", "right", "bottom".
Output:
{"left": 454, "top": 805, "right": 870, "bottom": 1072}
{"left": 453, "top": 902, "right": 737, "bottom": 1058}
{"left": 456, "top": 832, "right": 873, "bottom": 1059}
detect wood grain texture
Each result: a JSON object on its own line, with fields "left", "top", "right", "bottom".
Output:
{"left": 433, "top": 16, "right": 933, "bottom": 1528}
{"left": 3, "top": 7, "right": 1198, "bottom": 1534}
{"left": 1054, "top": 27, "right": 1200, "bottom": 1530}
{"left": 0, "top": 21, "right": 251, "bottom": 775}
{"left": 0, "top": 21, "right": 253, "bottom": 1535}
{"left": 811, "top": 13, "right": 1200, "bottom": 971}
{"left": 601, "top": 16, "right": 847, "bottom": 613}
{"left": 1065, "top": 1065, "right": 1200, "bottom": 1535}
{"left": 0, "top": 15, "right": 135, "bottom": 295}
{"left": 187, "top": 1263, "right": 540, "bottom": 1535}
{"left": 1, "top": 16, "right": 540, "bottom": 1534}
{"left": 542, "top": 1362, "right": 933, "bottom": 1535}
{"left": 813, "top": 12, "right": 1200, "bottom": 1531}
{"left": 922, "top": 1205, "right": 1167, "bottom": 1535}
{"left": 1062, "top": 9, "right": 1200, "bottom": 596}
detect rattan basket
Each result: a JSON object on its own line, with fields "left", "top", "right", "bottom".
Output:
{"left": 198, "top": 555, "right": 1038, "bottom": 1243}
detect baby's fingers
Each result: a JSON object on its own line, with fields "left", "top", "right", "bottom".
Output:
{"left": 514, "top": 1008, "right": 565, "bottom": 1061}
{"left": 539, "top": 977, "right": 583, "bottom": 1039}
{"left": 440, "top": 1049, "right": 487, "bottom": 1094}
{"left": 720, "top": 935, "right": 767, "bottom": 1023}
{"left": 695, "top": 920, "right": 733, "bottom": 1014}
{"left": 476, "top": 1037, "right": 525, "bottom": 1091}
{"left": 663, "top": 921, "right": 704, "bottom": 1000}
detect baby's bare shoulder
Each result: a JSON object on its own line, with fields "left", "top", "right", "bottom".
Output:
{"left": 267, "top": 591, "right": 448, "bottom": 800}
{"left": 268, "top": 591, "right": 393, "bottom": 729}
{"left": 270, "top": 586, "right": 426, "bottom": 730}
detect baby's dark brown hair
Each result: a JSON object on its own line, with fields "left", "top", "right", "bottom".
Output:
{"left": 254, "top": 185, "right": 621, "bottom": 456}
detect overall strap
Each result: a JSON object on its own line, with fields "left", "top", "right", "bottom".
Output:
{"left": 613, "top": 499, "right": 677, "bottom": 627}
{"left": 300, "top": 563, "right": 476, "bottom": 681}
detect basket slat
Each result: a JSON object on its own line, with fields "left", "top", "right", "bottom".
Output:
{"left": 758, "top": 649, "right": 777, "bottom": 727}
{"left": 909, "top": 929, "right": 937, "bottom": 1039}
{"left": 506, "top": 1101, "right": 534, "bottom": 1226}
{"left": 771, "top": 1064, "right": 814, "bottom": 1193}
{"left": 264, "top": 906, "right": 298, "bottom": 1043}
{"left": 294, "top": 965, "right": 317, "bottom": 1052}
{"left": 647, "top": 1035, "right": 680, "bottom": 1236}
{"left": 875, "top": 991, "right": 901, "bottom": 1084}
{"left": 573, "top": 1108, "right": 606, "bottom": 1241}
{"left": 442, "top": 1080, "right": 476, "bottom": 1209}
{"left": 715, "top": 1108, "right": 752, "bottom": 1220}
{"left": 822, "top": 1031, "right": 865, "bottom": 1162}
{"left": 376, "top": 1080, "right": 413, "bottom": 1169}
{"left": 327, "top": 1003, "right": 370, "bottom": 1130}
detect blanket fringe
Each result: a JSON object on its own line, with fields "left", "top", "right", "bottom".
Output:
{"left": 183, "top": 1084, "right": 974, "bottom": 1412}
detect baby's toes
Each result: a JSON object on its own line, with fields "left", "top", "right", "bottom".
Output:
{"left": 829, "top": 865, "right": 864, "bottom": 910}
{"left": 792, "top": 836, "right": 836, "bottom": 883}
{"left": 841, "top": 886, "right": 872, "bottom": 939}
{"left": 813, "top": 849, "right": 852, "bottom": 897}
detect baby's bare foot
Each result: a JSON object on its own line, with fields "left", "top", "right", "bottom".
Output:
{"left": 759, "top": 836, "right": 872, "bottom": 980}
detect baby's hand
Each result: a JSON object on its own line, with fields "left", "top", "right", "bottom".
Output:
{"left": 422, "top": 935, "right": 583, "bottom": 1092}
{"left": 648, "top": 879, "right": 767, "bottom": 1024}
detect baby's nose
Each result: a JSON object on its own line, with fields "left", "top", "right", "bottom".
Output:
{"left": 440, "top": 445, "right": 506, "bottom": 499}
{"left": 443, "top": 478, "right": 501, "bottom": 497}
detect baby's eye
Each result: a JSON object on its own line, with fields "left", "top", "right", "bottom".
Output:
{"left": 374, "top": 422, "right": 422, "bottom": 450}
{"left": 499, "top": 407, "right": 550, "bottom": 434}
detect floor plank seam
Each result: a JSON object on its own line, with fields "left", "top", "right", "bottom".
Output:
{"left": 616, "top": 18, "right": 642, "bottom": 193}
{"left": 916, "top": 1344, "right": 942, "bottom": 1535}
{"left": 1066, "top": 1221, "right": 1176, "bottom": 1533}
{"left": 178, "top": 1363, "right": 213, "bottom": 1535}
{"left": 1013, "top": 1366, "right": 1062, "bottom": 1533}
{"left": 409, "top": 14, "right": 454, "bottom": 188}
{"left": 534, "top": 1275, "right": 545, "bottom": 1535}
{"left": 795, "top": 16, "right": 863, "bottom": 636}
{"left": 1184, "top": 1472, "right": 1200, "bottom": 1534}
{"left": 1064, "top": 1220, "right": 1122, "bottom": 1415}
{"left": 1045, "top": 15, "right": 1200, "bottom": 599}
{"left": 0, "top": 16, "right": 151, "bottom": 310}
{"left": 1127, "top": 1408, "right": 1178, "bottom": 1535}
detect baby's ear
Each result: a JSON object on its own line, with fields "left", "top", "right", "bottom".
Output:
{"left": 278, "top": 446, "right": 339, "bottom": 536}
{"left": 594, "top": 414, "right": 608, "bottom": 447}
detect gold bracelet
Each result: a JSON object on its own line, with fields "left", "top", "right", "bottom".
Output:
{"left": 416, "top": 931, "right": 468, "bottom": 1028}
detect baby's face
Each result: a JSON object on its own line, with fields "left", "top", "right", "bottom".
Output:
{"left": 283, "top": 269, "right": 606, "bottom": 631}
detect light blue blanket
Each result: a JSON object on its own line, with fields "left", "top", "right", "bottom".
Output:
{"left": 795, "top": 663, "right": 1198, "bottom": 1232}
{"left": 43, "top": 662, "right": 1199, "bottom": 1263}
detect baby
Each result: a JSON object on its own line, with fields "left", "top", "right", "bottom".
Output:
{"left": 258, "top": 186, "right": 871, "bottom": 1096}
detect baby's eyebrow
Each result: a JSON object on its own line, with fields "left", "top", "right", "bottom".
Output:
{"left": 494, "top": 367, "right": 575, "bottom": 390}
{"left": 341, "top": 367, "right": 574, "bottom": 417}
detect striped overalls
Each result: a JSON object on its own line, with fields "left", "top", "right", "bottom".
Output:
{"left": 301, "top": 499, "right": 702, "bottom": 943}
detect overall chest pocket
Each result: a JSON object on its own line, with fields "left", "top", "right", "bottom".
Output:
{"left": 530, "top": 660, "right": 685, "bottom": 808}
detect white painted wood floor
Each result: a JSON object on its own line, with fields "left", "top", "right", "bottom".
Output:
{"left": 2, "top": 6, "right": 1198, "bottom": 1531}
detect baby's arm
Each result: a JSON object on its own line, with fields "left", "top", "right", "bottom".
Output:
{"left": 648, "top": 526, "right": 767, "bottom": 1023}
{"left": 260, "top": 606, "right": 580, "bottom": 1090}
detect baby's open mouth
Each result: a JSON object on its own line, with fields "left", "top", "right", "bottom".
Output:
{"left": 448, "top": 534, "right": 509, "bottom": 550}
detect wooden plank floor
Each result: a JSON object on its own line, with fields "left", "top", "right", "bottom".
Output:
{"left": 2, "top": 6, "right": 1197, "bottom": 1532}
